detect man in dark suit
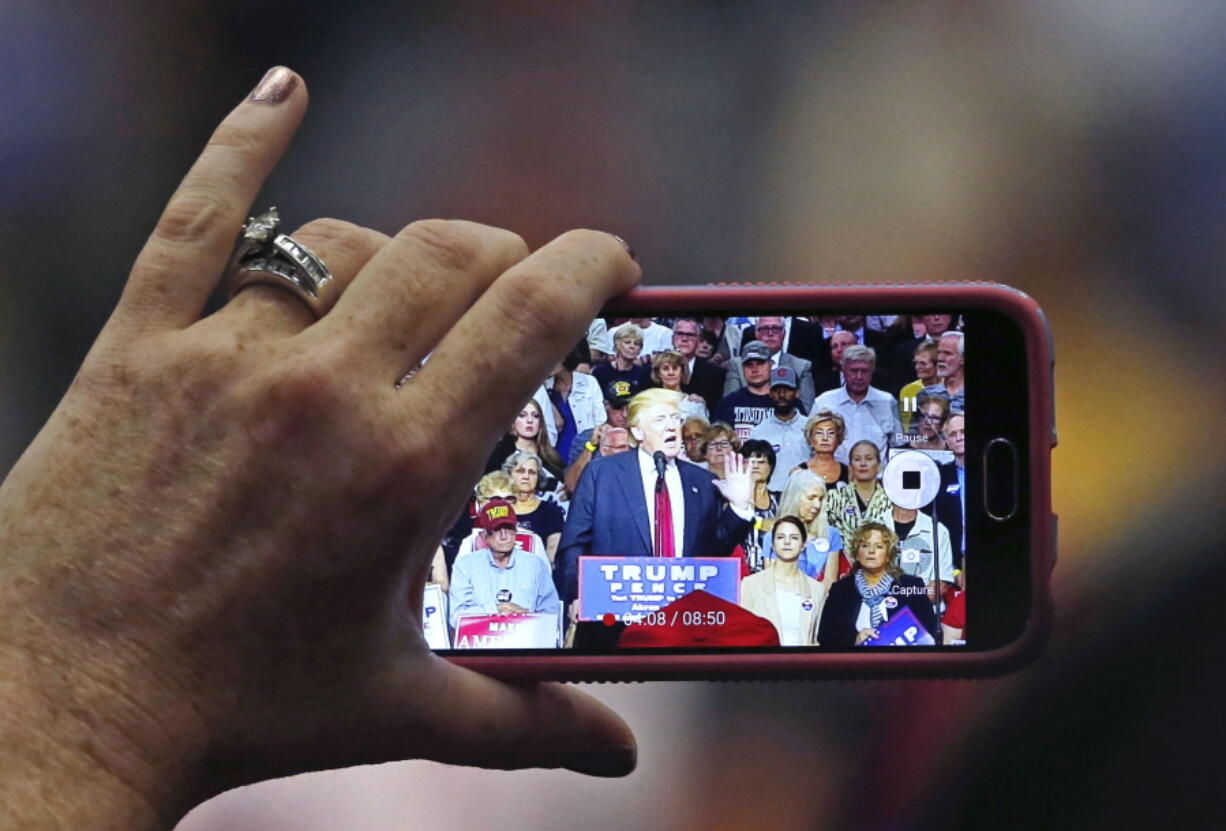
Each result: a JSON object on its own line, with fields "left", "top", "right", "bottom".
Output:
{"left": 558, "top": 388, "right": 754, "bottom": 604}
{"left": 671, "top": 317, "right": 727, "bottom": 413}
{"left": 740, "top": 316, "right": 824, "bottom": 367}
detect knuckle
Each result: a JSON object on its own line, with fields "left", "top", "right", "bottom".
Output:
{"left": 492, "top": 267, "right": 577, "bottom": 336}
{"left": 397, "top": 219, "right": 482, "bottom": 273}
{"left": 294, "top": 217, "right": 382, "bottom": 263}
{"left": 487, "top": 226, "right": 530, "bottom": 262}
{"left": 208, "top": 121, "right": 267, "bottom": 166}
{"left": 152, "top": 189, "right": 234, "bottom": 247}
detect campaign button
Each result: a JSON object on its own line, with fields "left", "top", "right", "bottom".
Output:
{"left": 814, "top": 537, "right": 830, "bottom": 552}
{"left": 902, "top": 551, "right": 920, "bottom": 564}
{"left": 884, "top": 596, "right": 899, "bottom": 608}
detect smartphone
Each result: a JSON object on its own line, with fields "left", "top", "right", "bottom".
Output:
{"left": 424, "top": 283, "right": 1054, "bottom": 680}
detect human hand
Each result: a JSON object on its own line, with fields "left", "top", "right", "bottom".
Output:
{"left": 0, "top": 67, "right": 640, "bottom": 829}
{"left": 855, "top": 628, "right": 880, "bottom": 645}
{"left": 497, "top": 602, "right": 530, "bottom": 615}
{"left": 712, "top": 451, "right": 753, "bottom": 510}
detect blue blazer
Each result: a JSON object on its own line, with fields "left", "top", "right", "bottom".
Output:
{"left": 558, "top": 450, "right": 751, "bottom": 601}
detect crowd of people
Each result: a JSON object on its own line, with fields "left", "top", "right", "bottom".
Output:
{"left": 430, "top": 313, "right": 967, "bottom": 648}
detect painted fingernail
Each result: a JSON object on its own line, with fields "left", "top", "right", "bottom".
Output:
{"left": 609, "top": 233, "right": 636, "bottom": 262}
{"left": 564, "top": 744, "right": 637, "bottom": 777}
{"left": 250, "top": 66, "right": 297, "bottom": 104}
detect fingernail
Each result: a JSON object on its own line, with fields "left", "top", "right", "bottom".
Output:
{"left": 250, "top": 66, "right": 297, "bottom": 104}
{"left": 609, "top": 233, "right": 636, "bottom": 262}
{"left": 564, "top": 744, "right": 637, "bottom": 777}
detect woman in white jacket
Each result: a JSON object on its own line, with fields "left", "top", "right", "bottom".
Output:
{"left": 740, "top": 515, "right": 826, "bottom": 646}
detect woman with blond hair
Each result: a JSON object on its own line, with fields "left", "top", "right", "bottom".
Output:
{"left": 762, "top": 468, "right": 845, "bottom": 590}
{"left": 592, "top": 323, "right": 651, "bottom": 392}
{"left": 817, "top": 521, "right": 938, "bottom": 647}
{"left": 793, "top": 410, "right": 850, "bottom": 490}
{"left": 650, "top": 349, "right": 708, "bottom": 420}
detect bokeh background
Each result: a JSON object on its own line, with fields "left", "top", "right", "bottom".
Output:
{"left": 4, "top": 1, "right": 1225, "bottom": 828}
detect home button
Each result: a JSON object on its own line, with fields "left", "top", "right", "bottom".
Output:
{"left": 983, "top": 438, "right": 1019, "bottom": 521}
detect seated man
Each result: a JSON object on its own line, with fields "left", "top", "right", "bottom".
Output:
{"left": 449, "top": 498, "right": 562, "bottom": 629}
{"left": 558, "top": 388, "right": 755, "bottom": 604}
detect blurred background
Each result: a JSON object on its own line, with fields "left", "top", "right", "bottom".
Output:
{"left": 3, "top": 1, "right": 1225, "bottom": 828}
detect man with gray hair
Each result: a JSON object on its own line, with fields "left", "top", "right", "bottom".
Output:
{"left": 812, "top": 344, "right": 902, "bottom": 463}
{"left": 923, "top": 331, "right": 965, "bottom": 414}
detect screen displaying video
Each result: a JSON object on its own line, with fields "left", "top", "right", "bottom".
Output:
{"left": 424, "top": 313, "right": 968, "bottom": 651}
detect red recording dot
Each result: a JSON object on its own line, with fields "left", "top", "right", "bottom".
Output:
{"left": 602, "top": 613, "right": 617, "bottom": 626}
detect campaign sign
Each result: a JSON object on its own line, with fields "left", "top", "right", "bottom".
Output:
{"left": 422, "top": 583, "right": 450, "bottom": 650}
{"left": 860, "top": 606, "right": 936, "bottom": 647}
{"left": 578, "top": 556, "right": 741, "bottom": 622}
{"left": 453, "top": 612, "right": 559, "bottom": 649}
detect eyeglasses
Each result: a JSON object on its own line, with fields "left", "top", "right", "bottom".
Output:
{"left": 673, "top": 331, "right": 698, "bottom": 339}
{"left": 707, "top": 440, "right": 733, "bottom": 450}
{"left": 756, "top": 325, "right": 784, "bottom": 333}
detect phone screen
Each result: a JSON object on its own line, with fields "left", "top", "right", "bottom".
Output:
{"left": 425, "top": 310, "right": 1018, "bottom": 655}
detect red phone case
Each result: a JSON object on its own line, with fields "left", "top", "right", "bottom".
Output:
{"left": 449, "top": 282, "right": 1055, "bottom": 681}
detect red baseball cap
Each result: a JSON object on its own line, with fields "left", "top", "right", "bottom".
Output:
{"left": 477, "top": 498, "right": 517, "bottom": 532}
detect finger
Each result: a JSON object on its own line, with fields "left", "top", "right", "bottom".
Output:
{"left": 301, "top": 219, "right": 530, "bottom": 380}
{"left": 394, "top": 657, "right": 636, "bottom": 776}
{"left": 407, "top": 229, "right": 638, "bottom": 445}
{"left": 112, "top": 67, "right": 308, "bottom": 336}
{"left": 209, "top": 218, "right": 390, "bottom": 337}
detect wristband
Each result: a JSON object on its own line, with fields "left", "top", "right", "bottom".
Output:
{"left": 584, "top": 441, "right": 598, "bottom": 453}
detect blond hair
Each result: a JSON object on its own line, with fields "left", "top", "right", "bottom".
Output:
{"left": 626, "top": 388, "right": 685, "bottom": 441}
{"left": 475, "top": 470, "right": 514, "bottom": 504}
{"left": 804, "top": 409, "right": 846, "bottom": 447}
{"left": 778, "top": 468, "right": 830, "bottom": 541}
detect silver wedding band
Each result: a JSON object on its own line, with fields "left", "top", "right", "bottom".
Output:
{"left": 223, "top": 207, "right": 338, "bottom": 318}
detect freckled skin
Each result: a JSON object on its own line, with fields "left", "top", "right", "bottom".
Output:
{"left": 0, "top": 72, "right": 643, "bottom": 830}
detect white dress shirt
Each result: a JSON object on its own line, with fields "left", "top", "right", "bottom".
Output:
{"left": 634, "top": 447, "right": 752, "bottom": 556}
{"left": 636, "top": 447, "right": 686, "bottom": 557}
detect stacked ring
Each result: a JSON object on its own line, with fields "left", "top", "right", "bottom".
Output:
{"left": 223, "top": 207, "right": 338, "bottom": 318}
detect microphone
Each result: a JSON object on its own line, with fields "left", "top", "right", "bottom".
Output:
{"left": 653, "top": 451, "right": 667, "bottom": 486}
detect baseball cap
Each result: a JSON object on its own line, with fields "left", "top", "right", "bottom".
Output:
{"left": 741, "top": 340, "right": 772, "bottom": 362}
{"left": 603, "top": 379, "right": 639, "bottom": 407}
{"left": 477, "top": 497, "right": 517, "bottom": 532}
{"left": 769, "top": 366, "right": 798, "bottom": 389}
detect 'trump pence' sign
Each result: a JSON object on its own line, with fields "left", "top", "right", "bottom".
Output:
{"left": 578, "top": 556, "right": 741, "bottom": 622}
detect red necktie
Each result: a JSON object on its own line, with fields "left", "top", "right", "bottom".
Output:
{"left": 654, "top": 474, "right": 676, "bottom": 558}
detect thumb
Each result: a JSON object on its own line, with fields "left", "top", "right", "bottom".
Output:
{"left": 370, "top": 654, "right": 636, "bottom": 777}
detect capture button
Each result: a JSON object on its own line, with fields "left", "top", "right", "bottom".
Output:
{"left": 983, "top": 438, "right": 1019, "bottom": 521}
